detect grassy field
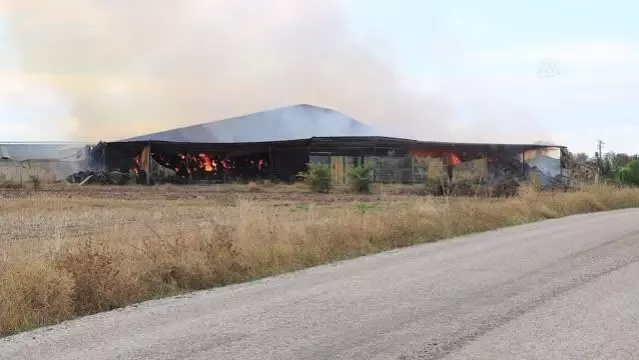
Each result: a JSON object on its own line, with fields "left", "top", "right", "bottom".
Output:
{"left": 1, "top": 183, "right": 639, "bottom": 336}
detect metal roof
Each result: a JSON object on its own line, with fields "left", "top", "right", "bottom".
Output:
{"left": 118, "top": 104, "right": 414, "bottom": 144}
{"left": 0, "top": 142, "right": 89, "bottom": 161}
{"left": 114, "top": 104, "right": 565, "bottom": 149}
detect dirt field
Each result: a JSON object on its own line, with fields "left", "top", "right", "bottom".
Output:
{"left": 2, "top": 182, "right": 439, "bottom": 199}
{"left": 0, "top": 184, "right": 424, "bottom": 248}
{"left": 2, "top": 183, "right": 639, "bottom": 336}
{"left": 0, "top": 184, "right": 417, "bottom": 202}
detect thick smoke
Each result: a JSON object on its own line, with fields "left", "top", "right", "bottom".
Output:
{"left": 4, "top": 0, "right": 462, "bottom": 142}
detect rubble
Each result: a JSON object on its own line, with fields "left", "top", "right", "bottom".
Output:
{"left": 66, "top": 170, "right": 129, "bottom": 185}
{"left": 420, "top": 153, "right": 570, "bottom": 198}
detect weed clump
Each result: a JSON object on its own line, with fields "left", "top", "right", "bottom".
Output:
{"left": 299, "top": 163, "right": 332, "bottom": 193}
{"left": 347, "top": 165, "right": 373, "bottom": 194}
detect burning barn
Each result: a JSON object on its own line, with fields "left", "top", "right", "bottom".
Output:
{"left": 88, "top": 104, "right": 569, "bottom": 186}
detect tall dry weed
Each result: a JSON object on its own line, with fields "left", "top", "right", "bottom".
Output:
{"left": 0, "top": 261, "right": 75, "bottom": 333}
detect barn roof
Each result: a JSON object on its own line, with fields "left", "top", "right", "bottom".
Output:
{"left": 0, "top": 142, "right": 88, "bottom": 161}
{"left": 118, "top": 104, "right": 411, "bottom": 144}
{"left": 105, "top": 104, "right": 566, "bottom": 160}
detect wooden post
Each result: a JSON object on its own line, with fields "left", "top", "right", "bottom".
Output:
{"left": 372, "top": 144, "right": 377, "bottom": 182}
{"left": 145, "top": 144, "right": 151, "bottom": 185}
{"left": 409, "top": 155, "right": 414, "bottom": 184}
{"left": 483, "top": 151, "right": 488, "bottom": 182}
{"left": 102, "top": 143, "right": 107, "bottom": 169}
{"left": 269, "top": 146, "right": 274, "bottom": 180}
{"left": 186, "top": 153, "right": 192, "bottom": 184}
{"left": 343, "top": 156, "right": 346, "bottom": 184}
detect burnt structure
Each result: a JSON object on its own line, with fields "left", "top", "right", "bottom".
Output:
{"left": 90, "top": 104, "right": 569, "bottom": 185}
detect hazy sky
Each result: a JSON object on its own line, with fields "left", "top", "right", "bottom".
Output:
{"left": 1, "top": 0, "right": 637, "bottom": 154}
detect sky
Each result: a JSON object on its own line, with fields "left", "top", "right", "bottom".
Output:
{"left": 0, "top": 0, "right": 638, "bottom": 154}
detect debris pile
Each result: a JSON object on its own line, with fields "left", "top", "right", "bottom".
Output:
{"left": 66, "top": 170, "right": 129, "bottom": 185}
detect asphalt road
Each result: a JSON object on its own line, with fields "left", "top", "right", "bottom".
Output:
{"left": 3, "top": 209, "right": 639, "bottom": 360}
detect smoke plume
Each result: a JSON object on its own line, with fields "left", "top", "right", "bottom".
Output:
{"left": 2, "top": 0, "right": 465, "bottom": 142}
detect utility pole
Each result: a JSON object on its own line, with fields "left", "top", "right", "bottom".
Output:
{"left": 597, "top": 140, "right": 604, "bottom": 158}
{"left": 596, "top": 140, "right": 605, "bottom": 182}
{"left": 596, "top": 140, "right": 605, "bottom": 165}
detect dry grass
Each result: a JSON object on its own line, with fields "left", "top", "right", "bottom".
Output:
{"left": 1, "top": 184, "right": 639, "bottom": 336}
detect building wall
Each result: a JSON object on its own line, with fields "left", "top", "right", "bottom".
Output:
{"left": 309, "top": 154, "right": 449, "bottom": 184}
{"left": 307, "top": 152, "right": 551, "bottom": 185}
{"left": 453, "top": 158, "right": 489, "bottom": 181}
{"left": 328, "top": 156, "right": 361, "bottom": 184}
{"left": 272, "top": 150, "right": 309, "bottom": 182}
{"left": 0, "top": 160, "right": 85, "bottom": 183}
{"left": 0, "top": 142, "right": 90, "bottom": 184}
{"left": 409, "top": 156, "right": 489, "bottom": 183}
{"left": 308, "top": 154, "right": 355, "bottom": 184}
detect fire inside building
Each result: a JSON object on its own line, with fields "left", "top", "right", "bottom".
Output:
{"left": 84, "top": 104, "right": 569, "bottom": 186}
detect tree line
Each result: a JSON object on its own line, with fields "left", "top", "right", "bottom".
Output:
{"left": 570, "top": 150, "right": 639, "bottom": 186}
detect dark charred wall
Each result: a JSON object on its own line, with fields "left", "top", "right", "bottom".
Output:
{"left": 270, "top": 149, "right": 309, "bottom": 182}
{"left": 99, "top": 142, "right": 146, "bottom": 172}
{"left": 98, "top": 138, "right": 566, "bottom": 185}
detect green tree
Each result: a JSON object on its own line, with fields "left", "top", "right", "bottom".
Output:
{"left": 610, "top": 153, "right": 636, "bottom": 169}
{"left": 597, "top": 152, "right": 635, "bottom": 180}
{"left": 571, "top": 152, "right": 590, "bottom": 163}
{"left": 615, "top": 159, "right": 639, "bottom": 186}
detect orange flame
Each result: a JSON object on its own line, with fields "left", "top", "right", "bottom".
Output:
{"left": 198, "top": 153, "right": 215, "bottom": 172}
{"left": 410, "top": 149, "right": 463, "bottom": 165}
{"left": 410, "top": 149, "right": 462, "bottom": 164}
{"left": 128, "top": 151, "right": 271, "bottom": 178}
{"left": 132, "top": 155, "right": 142, "bottom": 174}
{"left": 449, "top": 154, "right": 462, "bottom": 166}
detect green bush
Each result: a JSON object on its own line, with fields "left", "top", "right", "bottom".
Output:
{"left": 615, "top": 159, "right": 639, "bottom": 186}
{"left": 298, "top": 163, "right": 332, "bottom": 193}
{"left": 347, "top": 165, "right": 373, "bottom": 194}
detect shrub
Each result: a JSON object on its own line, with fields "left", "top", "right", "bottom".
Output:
{"left": 347, "top": 165, "right": 373, "bottom": 194}
{"left": 615, "top": 160, "right": 639, "bottom": 186}
{"left": 29, "top": 175, "right": 41, "bottom": 190}
{"left": 298, "top": 163, "right": 332, "bottom": 193}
